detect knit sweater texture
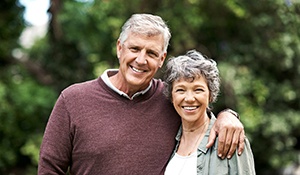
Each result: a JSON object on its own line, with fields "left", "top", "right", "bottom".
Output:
{"left": 38, "top": 77, "right": 181, "bottom": 175}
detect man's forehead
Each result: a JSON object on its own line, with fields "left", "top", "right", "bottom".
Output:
{"left": 125, "top": 33, "right": 164, "bottom": 51}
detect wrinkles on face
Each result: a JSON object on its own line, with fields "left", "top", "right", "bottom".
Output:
{"left": 112, "top": 32, "right": 166, "bottom": 96}
{"left": 172, "top": 76, "right": 210, "bottom": 123}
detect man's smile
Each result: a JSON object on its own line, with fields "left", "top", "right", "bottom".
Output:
{"left": 130, "top": 65, "right": 147, "bottom": 73}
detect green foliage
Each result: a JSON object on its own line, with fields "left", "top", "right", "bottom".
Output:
{"left": 0, "top": 65, "right": 57, "bottom": 173}
{"left": 20, "top": 133, "right": 43, "bottom": 166}
{"left": 57, "top": 0, "right": 125, "bottom": 67}
{"left": 0, "top": 0, "right": 25, "bottom": 64}
{"left": 219, "top": 59, "right": 300, "bottom": 173}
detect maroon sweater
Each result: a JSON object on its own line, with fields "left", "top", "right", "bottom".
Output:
{"left": 38, "top": 77, "right": 181, "bottom": 175}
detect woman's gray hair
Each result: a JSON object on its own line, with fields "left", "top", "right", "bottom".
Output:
{"left": 164, "top": 50, "right": 220, "bottom": 103}
{"left": 118, "top": 14, "right": 171, "bottom": 52}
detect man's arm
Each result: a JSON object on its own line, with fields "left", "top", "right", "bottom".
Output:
{"left": 206, "top": 109, "right": 245, "bottom": 159}
{"left": 38, "top": 94, "right": 71, "bottom": 174}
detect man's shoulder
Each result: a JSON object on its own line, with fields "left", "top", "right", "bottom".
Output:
{"left": 62, "top": 78, "right": 99, "bottom": 95}
{"left": 152, "top": 78, "right": 165, "bottom": 88}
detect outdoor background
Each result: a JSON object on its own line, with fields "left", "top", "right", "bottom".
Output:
{"left": 1, "top": 0, "right": 300, "bottom": 174}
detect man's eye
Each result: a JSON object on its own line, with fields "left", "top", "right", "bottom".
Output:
{"left": 130, "top": 47, "right": 139, "bottom": 52}
{"left": 147, "top": 51, "right": 158, "bottom": 58}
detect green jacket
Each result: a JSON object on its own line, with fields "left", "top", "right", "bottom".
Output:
{"left": 170, "top": 112, "right": 256, "bottom": 175}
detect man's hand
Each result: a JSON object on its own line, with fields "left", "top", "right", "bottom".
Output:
{"left": 206, "top": 110, "right": 245, "bottom": 159}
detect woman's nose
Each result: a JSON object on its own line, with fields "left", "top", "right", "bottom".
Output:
{"left": 184, "top": 92, "right": 195, "bottom": 102}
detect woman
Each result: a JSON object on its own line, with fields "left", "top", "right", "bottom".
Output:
{"left": 164, "top": 50, "right": 255, "bottom": 175}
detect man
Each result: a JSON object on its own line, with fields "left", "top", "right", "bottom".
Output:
{"left": 38, "top": 13, "right": 244, "bottom": 174}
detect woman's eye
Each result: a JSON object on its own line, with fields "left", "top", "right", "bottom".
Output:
{"left": 195, "top": 88, "right": 204, "bottom": 92}
{"left": 175, "top": 89, "right": 184, "bottom": 92}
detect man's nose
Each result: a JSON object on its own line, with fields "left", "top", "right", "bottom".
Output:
{"left": 135, "top": 52, "right": 147, "bottom": 64}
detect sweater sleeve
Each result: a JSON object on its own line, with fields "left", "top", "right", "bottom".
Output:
{"left": 38, "top": 93, "right": 72, "bottom": 175}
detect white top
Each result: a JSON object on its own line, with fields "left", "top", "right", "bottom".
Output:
{"left": 164, "top": 151, "right": 197, "bottom": 175}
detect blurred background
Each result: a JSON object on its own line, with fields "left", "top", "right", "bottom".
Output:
{"left": 1, "top": 0, "right": 300, "bottom": 174}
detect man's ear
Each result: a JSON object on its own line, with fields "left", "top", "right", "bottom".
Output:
{"left": 159, "top": 52, "right": 167, "bottom": 68}
{"left": 116, "top": 40, "right": 122, "bottom": 59}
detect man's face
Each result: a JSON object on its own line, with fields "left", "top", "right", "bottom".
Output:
{"left": 116, "top": 32, "right": 166, "bottom": 91}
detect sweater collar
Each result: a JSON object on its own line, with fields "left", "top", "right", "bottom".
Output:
{"left": 101, "top": 69, "right": 152, "bottom": 100}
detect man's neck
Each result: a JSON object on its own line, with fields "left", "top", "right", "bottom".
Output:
{"left": 108, "top": 71, "right": 151, "bottom": 98}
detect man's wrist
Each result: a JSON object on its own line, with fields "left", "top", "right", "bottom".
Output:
{"left": 220, "top": 108, "right": 240, "bottom": 120}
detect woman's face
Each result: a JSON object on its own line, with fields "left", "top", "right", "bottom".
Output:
{"left": 171, "top": 76, "right": 210, "bottom": 123}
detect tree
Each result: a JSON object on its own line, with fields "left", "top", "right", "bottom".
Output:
{"left": 0, "top": 1, "right": 57, "bottom": 174}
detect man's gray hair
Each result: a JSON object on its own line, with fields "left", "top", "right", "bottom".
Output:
{"left": 118, "top": 14, "right": 171, "bottom": 52}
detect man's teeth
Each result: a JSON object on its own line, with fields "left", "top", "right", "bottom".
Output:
{"left": 132, "top": 67, "right": 144, "bottom": 73}
{"left": 183, "top": 106, "right": 197, "bottom": 110}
